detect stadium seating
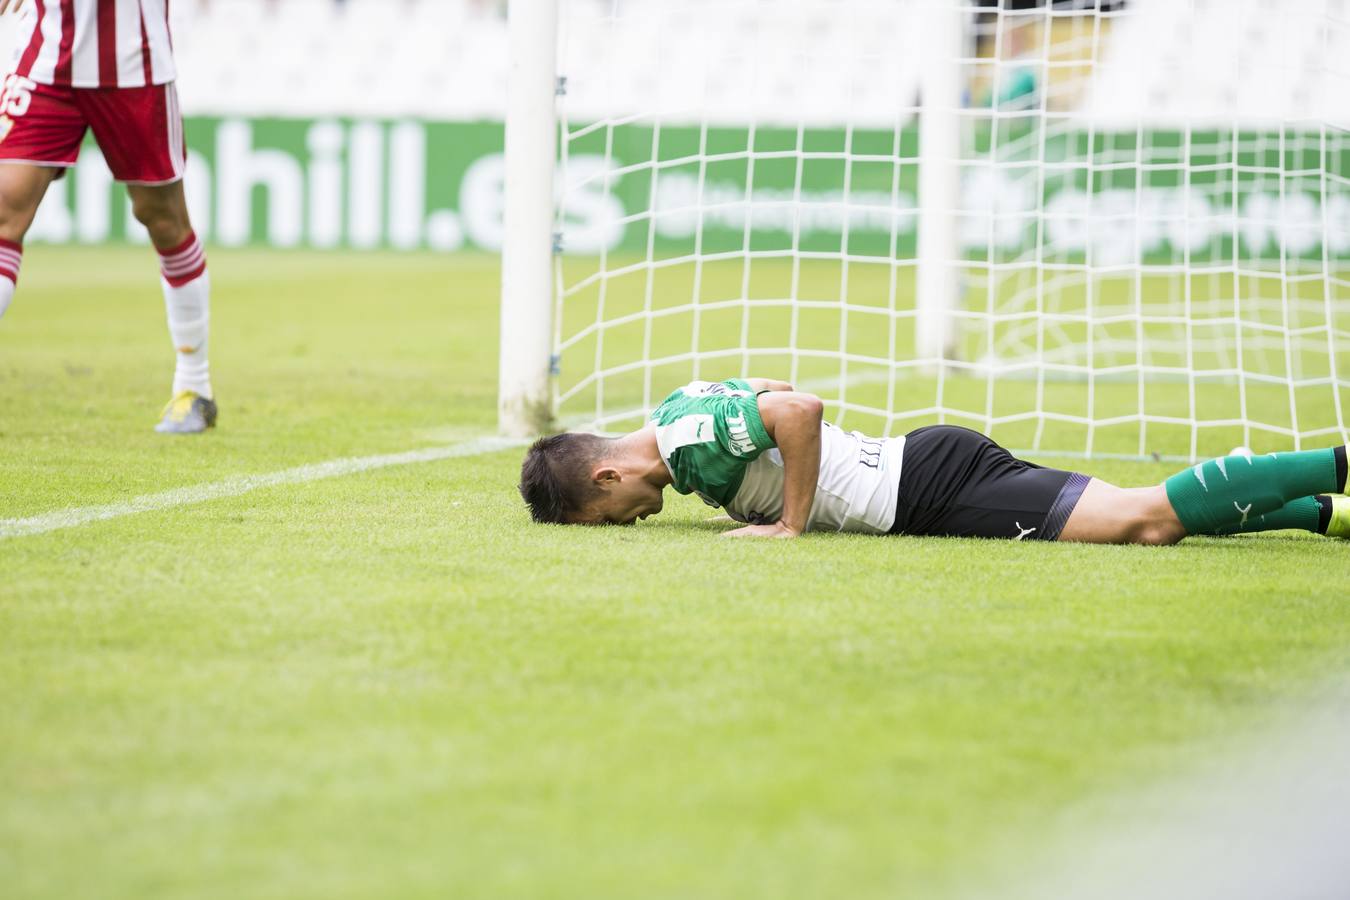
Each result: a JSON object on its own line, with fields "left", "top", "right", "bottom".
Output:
{"left": 1082, "top": 0, "right": 1347, "bottom": 126}
{"left": 0, "top": 0, "right": 1342, "bottom": 126}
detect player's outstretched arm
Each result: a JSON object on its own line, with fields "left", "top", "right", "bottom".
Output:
{"left": 722, "top": 391, "right": 824, "bottom": 538}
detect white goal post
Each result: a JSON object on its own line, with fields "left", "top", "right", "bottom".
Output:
{"left": 500, "top": 0, "right": 1350, "bottom": 461}
{"left": 497, "top": 0, "right": 559, "bottom": 438}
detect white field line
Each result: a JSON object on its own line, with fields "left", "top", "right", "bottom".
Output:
{"left": 0, "top": 437, "right": 527, "bottom": 541}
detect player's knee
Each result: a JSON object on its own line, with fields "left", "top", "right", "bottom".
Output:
{"left": 1129, "top": 517, "right": 1184, "bottom": 546}
{"left": 0, "top": 208, "right": 26, "bottom": 243}
{"left": 0, "top": 192, "right": 36, "bottom": 242}
{"left": 0, "top": 167, "right": 52, "bottom": 242}
{"left": 131, "top": 195, "right": 190, "bottom": 246}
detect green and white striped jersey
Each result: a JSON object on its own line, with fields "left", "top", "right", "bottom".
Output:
{"left": 650, "top": 379, "right": 907, "bottom": 534}
{"left": 650, "top": 379, "right": 774, "bottom": 508}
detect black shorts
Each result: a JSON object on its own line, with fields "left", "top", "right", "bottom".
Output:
{"left": 889, "top": 425, "right": 1091, "bottom": 541}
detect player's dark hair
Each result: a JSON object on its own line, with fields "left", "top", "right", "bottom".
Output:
{"left": 519, "top": 432, "right": 614, "bottom": 524}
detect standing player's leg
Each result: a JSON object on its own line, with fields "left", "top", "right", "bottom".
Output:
{"left": 0, "top": 76, "right": 87, "bottom": 320}
{"left": 0, "top": 163, "right": 58, "bottom": 318}
{"left": 126, "top": 180, "right": 215, "bottom": 433}
{"left": 77, "top": 82, "right": 216, "bottom": 433}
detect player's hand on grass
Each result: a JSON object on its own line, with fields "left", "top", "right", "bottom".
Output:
{"left": 721, "top": 521, "right": 800, "bottom": 538}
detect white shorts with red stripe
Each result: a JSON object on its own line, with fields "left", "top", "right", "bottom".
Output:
{"left": 0, "top": 72, "right": 185, "bottom": 184}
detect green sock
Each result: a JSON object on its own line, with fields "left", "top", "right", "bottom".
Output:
{"left": 1210, "top": 495, "right": 1325, "bottom": 535}
{"left": 1164, "top": 448, "right": 1340, "bottom": 536}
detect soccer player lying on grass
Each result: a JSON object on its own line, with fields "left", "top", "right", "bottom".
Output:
{"left": 519, "top": 378, "right": 1350, "bottom": 543}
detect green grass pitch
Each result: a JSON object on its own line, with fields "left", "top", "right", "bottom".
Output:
{"left": 2, "top": 245, "right": 1349, "bottom": 899}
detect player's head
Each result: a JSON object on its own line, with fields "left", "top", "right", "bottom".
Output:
{"left": 519, "top": 432, "right": 665, "bottom": 526}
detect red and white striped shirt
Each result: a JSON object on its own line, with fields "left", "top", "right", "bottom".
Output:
{"left": 9, "top": 0, "right": 176, "bottom": 90}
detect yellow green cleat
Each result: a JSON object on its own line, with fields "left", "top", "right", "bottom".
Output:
{"left": 1328, "top": 496, "right": 1350, "bottom": 540}
{"left": 155, "top": 391, "right": 218, "bottom": 434}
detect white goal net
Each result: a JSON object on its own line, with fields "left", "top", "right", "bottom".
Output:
{"left": 521, "top": 0, "right": 1350, "bottom": 461}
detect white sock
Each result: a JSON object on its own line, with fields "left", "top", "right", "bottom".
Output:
{"left": 158, "top": 233, "right": 213, "bottom": 399}
{"left": 0, "top": 275, "right": 14, "bottom": 319}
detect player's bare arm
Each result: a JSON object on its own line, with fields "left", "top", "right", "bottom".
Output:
{"left": 722, "top": 390, "right": 823, "bottom": 538}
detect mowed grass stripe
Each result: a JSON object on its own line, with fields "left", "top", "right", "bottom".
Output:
{"left": 0, "top": 437, "right": 524, "bottom": 540}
